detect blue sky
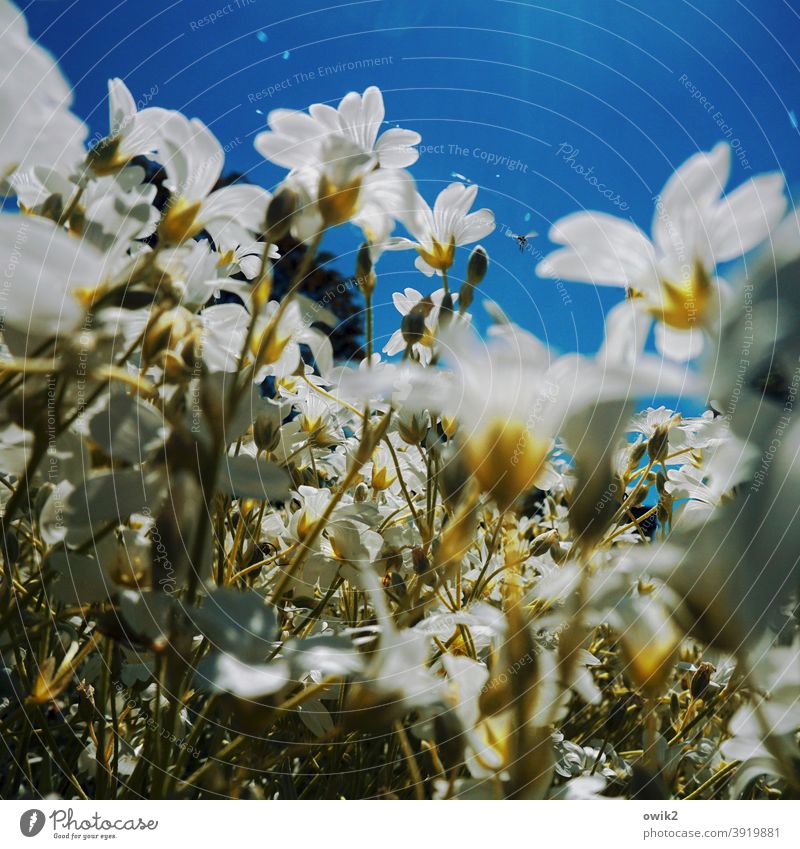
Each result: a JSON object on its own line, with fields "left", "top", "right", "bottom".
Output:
{"left": 23, "top": 0, "right": 800, "bottom": 358}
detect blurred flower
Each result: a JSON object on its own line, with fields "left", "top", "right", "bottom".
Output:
{"left": 0, "top": 0, "right": 87, "bottom": 191}
{"left": 537, "top": 143, "right": 786, "bottom": 360}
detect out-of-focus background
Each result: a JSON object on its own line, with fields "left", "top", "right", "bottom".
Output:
{"left": 24, "top": 0, "right": 800, "bottom": 358}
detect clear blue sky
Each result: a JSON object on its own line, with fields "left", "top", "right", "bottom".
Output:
{"left": 23, "top": 0, "right": 800, "bottom": 358}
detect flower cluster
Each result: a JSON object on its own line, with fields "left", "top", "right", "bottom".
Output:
{"left": 0, "top": 0, "right": 797, "bottom": 801}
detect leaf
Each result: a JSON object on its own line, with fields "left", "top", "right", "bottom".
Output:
{"left": 58, "top": 468, "right": 163, "bottom": 545}
{"left": 195, "top": 653, "right": 289, "bottom": 698}
{"left": 191, "top": 588, "right": 278, "bottom": 663}
{"left": 118, "top": 589, "right": 175, "bottom": 648}
{"left": 88, "top": 392, "right": 166, "bottom": 464}
{"left": 297, "top": 697, "right": 334, "bottom": 737}
{"left": 218, "top": 454, "right": 290, "bottom": 502}
{"left": 46, "top": 547, "right": 112, "bottom": 605}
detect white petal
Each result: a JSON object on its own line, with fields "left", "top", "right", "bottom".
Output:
{"left": 0, "top": 215, "right": 109, "bottom": 335}
{"left": 654, "top": 322, "right": 705, "bottom": 362}
{"left": 540, "top": 211, "right": 657, "bottom": 290}
{"left": 652, "top": 142, "right": 730, "bottom": 262}
{"left": 108, "top": 78, "right": 136, "bottom": 136}
{"left": 709, "top": 173, "right": 787, "bottom": 262}
{"left": 375, "top": 128, "right": 422, "bottom": 168}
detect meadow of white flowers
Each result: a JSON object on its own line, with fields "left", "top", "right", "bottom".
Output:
{"left": 0, "top": 0, "right": 798, "bottom": 800}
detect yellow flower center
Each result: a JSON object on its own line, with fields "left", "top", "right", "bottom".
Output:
{"left": 159, "top": 196, "right": 203, "bottom": 245}
{"left": 462, "top": 418, "right": 549, "bottom": 510}
{"left": 416, "top": 236, "right": 456, "bottom": 272}
{"left": 371, "top": 462, "right": 397, "bottom": 492}
{"left": 251, "top": 319, "right": 292, "bottom": 366}
{"left": 216, "top": 248, "right": 236, "bottom": 267}
{"left": 318, "top": 174, "right": 363, "bottom": 226}
{"left": 649, "top": 259, "right": 713, "bottom": 330}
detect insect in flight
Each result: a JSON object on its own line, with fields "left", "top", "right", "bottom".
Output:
{"left": 506, "top": 229, "right": 538, "bottom": 252}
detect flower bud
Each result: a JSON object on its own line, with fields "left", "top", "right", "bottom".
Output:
{"left": 606, "top": 694, "right": 634, "bottom": 733}
{"left": 467, "top": 245, "right": 488, "bottom": 287}
{"left": 690, "top": 661, "right": 714, "bottom": 700}
{"left": 438, "top": 291, "right": 455, "bottom": 328}
{"left": 253, "top": 411, "right": 281, "bottom": 454}
{"left": 458, "top": 281, "right": 475, "bottom": 313}
{"left": 265, "top": 187, "right": 299, "bottom": 241}
{"left": 400, "top": 306, "right": 427, "bottom": 348}
{"left": 647, "top": 423, "right": 670, "bottom": 463}
{"left": 356, "top": 242, "right": 376, "bottom": 298}
{"left": 628, "top": 440, "right": 647, "bottom": 469}
{"left": 529, "top": 528, "right": 559, "bottom": 557}
{"left": 411, "top": 546, "right": 430, "bottom": 577}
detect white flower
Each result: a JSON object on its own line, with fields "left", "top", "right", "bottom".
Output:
{"left": 0, "top": 215, "right": 114, "bottom": 336}
{"left": 386, "top": 182, "right": 495, "bottom": 276}
{"left": 255, "top": 85, "right": 420, "bottom": 170}
{"left": 155, "top": 111, "right": 272, "bottom": 248}
{"left": 270, "top": 136, "right": 415, "bottom": 246}
{"left": 382, "top": 287, "right": 458, "bottom": 364}
{"left": 346, "top": 318, "right": 697, "bottom": 509}
{"left": 155, "top": 239, "right": 277, "bottom": 312}
{"left": 0, "top": 0, "right": 87, "bottom": 191}
{"left": 537, "top": 143, "right": 786, "bottom": 360}
{"left": 256, "top": 89, "right": 418, "bottom": 246}
{"left": 90, "top": 78, "right": 171, "bottom": 173}
{"left": 246, "top": 299, "right": 333, "bottom": 380}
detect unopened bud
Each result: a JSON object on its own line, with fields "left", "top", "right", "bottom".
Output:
{"left": 606, "top": 695, "right": 632, "bottom": 733}
{"left": 411, "top": 546, "right": 430, "bottom": 577}
{"left": 401, "top": 306, "right": 427, "bottom": 347}
{"left": 669, "top": 690, "right": 681, "bottom": 726}
{"left": 690, "top": 661, "right": 714, "bottom": 700}
{"left": 529, "top": 528, "right": 559, "bottom": 556}
{"left": 356, "top": 242, "right": 376, "bottom": 297}
{"left": 628, "top": 440, "right": 647, "bottom": 469}
{"left": 253, "top": 411, "right": 281, "bottom": 454}
{"left": 265, "top": 187, "right": 299, "bottom": 241}
{"left": 647, "top": 424, "right": 670, "bottom": 463}
{"left": 466, "top": 245, "right": 488, "bottom": 287}
{"left": 458, "top": 281, "right": 475, "bottom": 313}
{"left": 438, "top": 291, "right": 454, "bottom": 327}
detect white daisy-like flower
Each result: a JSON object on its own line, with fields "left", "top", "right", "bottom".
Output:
{"left": 537, "top": 142, "right": 786, "bottom": 360}
{"left": 155, "top": 111, "right": 272, "bottom": 249}
{"left": 266, "top": 134, "right": 416, "bottom": 247}
{"left": 382, "top": 287, "right": 459, "bottom": 364}
{"left": 254, "top": 85, "right": 420, "bottom": 171}
{"left": 245, "top": 299, "right": 333, "bottom": 381}
{"left": 255, "top": 88, "right": 418, "bottom": 247}
{"left": 386, "top": 182, "right": 495, "bottom": 276}
{"left": 0, "top": 214, "right": 115, "bottom": 337}
{"left": 0, "top": 0, "right": 87, "bottom": 192}
{"left": 89, "top": 78, "right": 171, "bottom": 175}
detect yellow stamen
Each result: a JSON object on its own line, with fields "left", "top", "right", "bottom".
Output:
{"left": 649, "top": 259, "right": 713, "bottom": 330}
{"left": 159, "top": 196, "right": 203, "bottom": 244}
{"left": 416, "top": 236, "right": 456, "bottom": 272}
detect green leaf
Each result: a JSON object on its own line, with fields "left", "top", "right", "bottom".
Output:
{"left": 218, "top": 455, "right": 290, "bottom": 502}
